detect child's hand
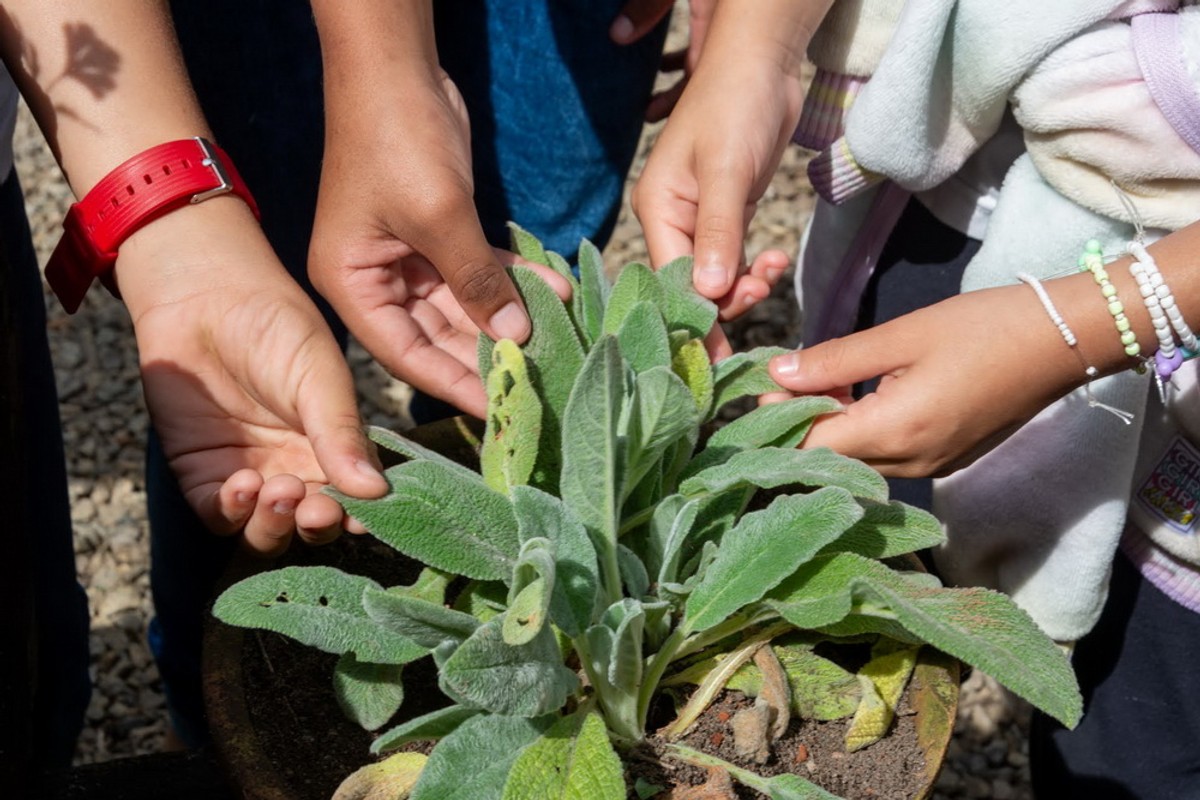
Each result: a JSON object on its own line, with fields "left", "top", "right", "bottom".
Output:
{"left": 118, "top": 198, "right": 388, "bottom": 556}
{"left": 768, "top": 284, "right": 1089, "bottom": 477}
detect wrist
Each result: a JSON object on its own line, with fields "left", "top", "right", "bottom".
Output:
{"left": 45, "top": 137, "right": 259, "bottom": 313}
{"left": 117, "top": 195, "right": 283, "bottom": 316}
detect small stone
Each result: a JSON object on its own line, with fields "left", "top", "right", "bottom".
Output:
{"left": 992, "top": 778, "right": 1016, "bottom": 799}
{"left": 964, "top": 775, "right": 991, "bottom": 798}
{"left": 96, "top": 586, "right": 141, "bottom": 619}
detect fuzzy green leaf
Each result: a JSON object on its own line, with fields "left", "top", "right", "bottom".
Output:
{"left": 507, "top": 221, "right": 552, "bottom": 268}
{"left": 363, "top": 589, "right": 480, "bottom": 649}
{"left": 686, "top": 396, "right": 842, "bottom": 477}
{"left": 685, "top": 488, "right": 864, "bottom": 632}
{"left": 559, "top": 336, "right": 626, "bottom": 594}
{"left": 858, "top": 576, "right": 1082, "bottom": 727}
{"left": 601, "top": 599, "right": 645, "bottom": 694}
{"left": 410, "top": 713, "right": 553, "bottom": 800}
{"left": 616, "top": 301, "right": 672, "bottom": 373}
{"left": 335, "top": 459, "right": 519, "bottom": 581}
{"left": 575, "top": 239, "right": 611, "bottom": 346}
{"left": 656, "top": 256, "right": 718, "bottom": 339}
{"left": 768, "top": 552, "right": 1082, "bottom": 726}
{"left": 511, "top": 485, "right": 599, "bottom": 637}
{"left": 372, "top": 705, "right": 482, "bottom": 754}
{"left": 504, "top": 538, "right": 557, "bottom": 646}
{"left": 709, "top": 347, "right": 790, "bottom": 418}
{"left": 366, "top": 426, "right": 479, "bottom": 480}
{"left": 672, "top": 338, "right": 714, "bottom": 414}
{"left": 509, "top": 265, "right": 587, "bottom": 492}
{"left": 823, "top": 500, "right": 947, "bottom": 559}
{"left": 617, "top": 544, "right": 650, "bottom": 599}
{"left": 504, "top": 577, "right": 550, "bottom": 646}
{"left": 603, "top": 262, "right": 664, "bottom": 335}
{"left": 212, "top": 566, "right": 424, "bottom": 665}
{"left": 333, "top": 653, "right": 405, "bottom": 732}
{"left": 655, "top": 497, "right": 702, "bottom": 587}
{"left": 625, "top": 367, "right": 700, "bottom": 494}
{"left": 680, "top": 447, "right": 889, "bottom": 502}
{"left": 481, "top": 339, "right": 543, "bottom": 494}
{"left": 439, "top": 615, "right": 579, "bottom": 717}
{"left": 501, "top": 711, "right": 625, "bottom": 800}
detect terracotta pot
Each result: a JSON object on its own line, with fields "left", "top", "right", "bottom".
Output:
{"left": 202, "top": 418, "right": 960, "bottom": 800}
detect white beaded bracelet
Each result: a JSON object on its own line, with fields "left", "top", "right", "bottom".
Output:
{"left": 1017, "top": 271, "right": 1133, "bottom": 423}
{"left": 1128, "top": 240, "right": 1198, "bottom": 352}
{"left": 1018, "top": 272, "right": 1083, "bottom": 353}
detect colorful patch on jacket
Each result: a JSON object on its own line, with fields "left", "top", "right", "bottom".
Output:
{"left": 1136, "top": 435, "right": 1200, "bottom": 535}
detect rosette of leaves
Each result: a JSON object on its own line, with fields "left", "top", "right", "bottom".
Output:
{"left": 213, "top": 225, "right": 1082, "bottom": 800}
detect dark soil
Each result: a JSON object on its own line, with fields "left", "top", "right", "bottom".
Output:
{"left": 627, "top": 689, "right": 926, "bottom": 800}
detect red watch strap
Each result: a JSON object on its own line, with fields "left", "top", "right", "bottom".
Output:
{"left": 45, "top": 137, "right": 260, "bottom": 313}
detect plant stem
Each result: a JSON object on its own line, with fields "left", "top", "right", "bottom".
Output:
{"left": 635, "top": 626, "right": 687, "bottom": 732}
{"left": 675, "top": 607, "right": 781, "bottom": 661}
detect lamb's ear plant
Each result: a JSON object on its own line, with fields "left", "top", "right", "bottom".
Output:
{"left": 214, "top": 224, "right": 1082, "bottom": 800}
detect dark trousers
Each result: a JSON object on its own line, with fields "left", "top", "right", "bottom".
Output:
{"left": 1031, "top": 551, "right": 1200, "bottom": 799}
{"left": 0, "top": 167, "right": 92, "bottom": 770}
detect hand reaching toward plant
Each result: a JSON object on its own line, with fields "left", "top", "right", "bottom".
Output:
{"left": 632, "top": 0, "right": 831, "bottom": 352}
{"left": 770, "top": 230, "right": 1200, "bottom": 477}
{"left": 119, "top": 199, "right": 389, "bottom": 556}
{"left": 309, "top": 1, "right": 573, "bottom": 419}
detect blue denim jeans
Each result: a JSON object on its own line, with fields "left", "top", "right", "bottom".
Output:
{"left": 154, "top": 0, "right": 666, "bottom": 746}
{"left": 0, "top": 167, "right": 92, "bottom": 770}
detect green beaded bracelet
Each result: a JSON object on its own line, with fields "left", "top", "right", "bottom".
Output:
{"left": 1079, "top": 239, "right": 1142, "bottom": 359}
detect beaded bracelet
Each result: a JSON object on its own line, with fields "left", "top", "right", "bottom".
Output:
{"left": 1079, "top": 240, "right": 1141, "bottom": 359}
{"left": 1017, "top": 271, "right": 1133, "bottom": 423}
{"left": 1127, "top": 241, "right": 1199, "bottom": 384}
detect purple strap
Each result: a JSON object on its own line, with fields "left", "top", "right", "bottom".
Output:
{"left": 1132, "top": 11, "right": 1200, "bottom": 157}
{"left": 809, "top": 181, "right": 911, "bottom": 345}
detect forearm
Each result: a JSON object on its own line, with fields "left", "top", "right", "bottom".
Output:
{"left": 0, "top": 0, "right": 288, "bottom": 318}
{"left": 1039, "top": 225, "right": 1200, "bottom": 389}
{"left": 311, "top": 0, "right": 438, "bottom": 128}
{"left": 0, "top": 0, "right": 209, "bottom": 192}
{"left": 695, "top": 0, "right": 833, "bottom": 88}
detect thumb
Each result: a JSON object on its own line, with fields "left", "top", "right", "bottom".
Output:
{"left": 299, "top": 369, "right": 389, "bottom": 500}
{"left": 408, "top": 207, "right": 531, "bottom": 344}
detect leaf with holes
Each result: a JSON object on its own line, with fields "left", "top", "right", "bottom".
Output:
{"left": 212, "top": 566, "right": 425, "bottom": 665}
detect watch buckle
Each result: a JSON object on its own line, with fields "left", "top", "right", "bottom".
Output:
{"left": 190, "top": 137, "right": 234, "bottom": 204}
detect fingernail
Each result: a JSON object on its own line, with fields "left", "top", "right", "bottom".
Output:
{"left": 766, "top": 265, "right": 787, "bottom": 282}
{"left": 273, "top": 499, "right": 297, "bottom": 516}
{"left": 772, "top": 355, "right": 800, "bottom": 377}
{"left": 235, "top": 491, "right": 254, "bottom": 504}
{"left": 610, "top": 15, "right": 634, "bottom": 42}
{"left": 698, "top": 265, "right": 727, "bottom": 290}
{"left": 489, "top": 302, "right": 530, "bottom": 342}
{"left": 356, "top": 459, "right": 385, "bottom": 482}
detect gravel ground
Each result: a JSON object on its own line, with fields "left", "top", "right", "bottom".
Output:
{"left": 15, "top": 15, "right": 1036, "bottom": 796}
